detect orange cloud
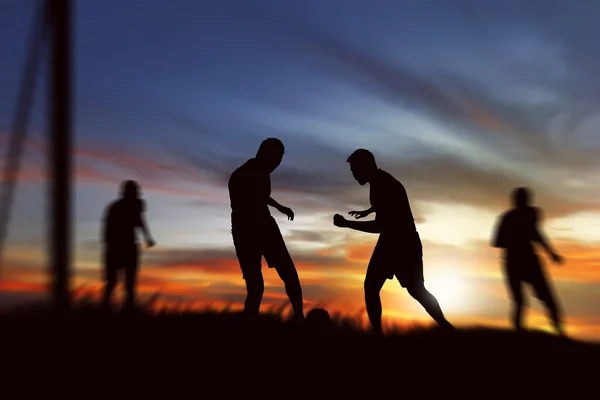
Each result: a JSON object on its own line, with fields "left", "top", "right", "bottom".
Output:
{"left": 3, "top": 231, "right": 600, "bottom": 341}
{"left": 0, "top": 280, "right": 47, "bottom": 293}
{"left": 541, "top": 240, "right": 600, "bottom": 283}
{"left": 345, "top": 241, "right": 377, "bottom": 263}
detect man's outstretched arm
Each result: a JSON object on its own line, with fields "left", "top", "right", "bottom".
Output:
{"left": 344, "top": 220, "right": 382, "bottom": 234}
{"left": 349, "top": 206, "right": 374, "bottom": 219}
{"left": 268, "top": 196, "right": 294, "bottom": 221}
{"left": 267, "top": 196, "right": 285, "bottom": 210}
{"left": 334, "top": 214, "right": 382, "bottom": 233}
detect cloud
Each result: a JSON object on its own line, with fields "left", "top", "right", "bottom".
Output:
{"left": 115, "top": 5, "right": 598, "bottom": 225}
{"left": 286, "top": 229, "right": 329, "bottom": 244}
{"left": 0, "top": 133, "right": 224, "bottom": 199}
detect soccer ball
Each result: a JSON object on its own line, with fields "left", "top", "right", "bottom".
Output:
{"left": 305, "top": 308, "right": 333, "bottom": 332}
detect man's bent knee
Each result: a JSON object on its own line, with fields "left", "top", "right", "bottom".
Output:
{"left": 406, "top": 282, "right": 427, "bottom": 298}
{"left": 364, "top": 279, "right": 384, "bottom": 299}
{"left": 278, "top": 266, "right": 300, "bottom": 285}
{"left": 244, "top": 273, "right": 264, "bottom": 289}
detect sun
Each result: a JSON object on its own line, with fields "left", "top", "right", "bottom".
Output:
{"left": 426, "top": 272, "right": 466, "bottom": 313}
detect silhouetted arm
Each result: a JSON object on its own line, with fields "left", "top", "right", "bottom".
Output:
{"left": 268, "top": 197, "right": 294, "bottom": 221}
{"left": 137, "top": 200, "right": 155, "bottom": 247}
{"left": 342, "top": 219, "right": 382, "bottom": 233}
{"left": 267, "top": 197, "right": 285, "bottom": 210}
{"left": 532, "top": 208, "right": 561, "bottom": 262}
{"left": 349, "top": 207, "right": 374, "bottom": 219}
{"left": 334, "top": 213, "right": 383, "bottom": 233}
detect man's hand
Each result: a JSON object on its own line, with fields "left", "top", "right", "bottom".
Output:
{"left": 551, "top": 252, "right": 564, "bottom": 265}
{"left": 146, "top": 238, "right": 156, "bottom": 248}
{"left": 279, "top": 206, "right": 294, "bottom": 221}
{"left": 348, "top": 209, "right": 372, "bottom": 219}
{"left": 333, "top": 213, "right": 347, "bottom": 228}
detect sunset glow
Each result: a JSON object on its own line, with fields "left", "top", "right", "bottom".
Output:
{"left": 2, "top": 0, "right": 600, "bottom": 343}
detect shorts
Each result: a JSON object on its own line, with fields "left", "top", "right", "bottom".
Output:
{"left": 504, "top": 254, "right": 552, "bottom": 301}
{"left": 104, "top": 243, "right": 139, "bottom": 275}
{"left": 232, "top": 217, "right": 297, "bottom": 281}
{"left": 367, "top": 232, "right": 424, "bottom": 288}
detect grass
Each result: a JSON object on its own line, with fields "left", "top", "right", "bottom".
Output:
{"left": 2, "top": 293, "right": 599, "bottom": 395}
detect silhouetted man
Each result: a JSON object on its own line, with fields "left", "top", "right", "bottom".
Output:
{"left": 228, "top": 138, "right": 304, "bottom": 320}
{"left": 102, "top": 180, "right": 155, "bottom": 310}
{"left": 492, "top": 187, "right": 565, "bottom": 335}
{"left": 333, "top": 149, "right": 452, "bottom": 335}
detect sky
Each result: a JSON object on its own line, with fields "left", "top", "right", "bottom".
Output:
{"left": 1, "top": 0, "right": 600, "bottom": 340}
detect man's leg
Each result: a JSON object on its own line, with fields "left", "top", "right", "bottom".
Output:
{"left": 364, "top": 265, "right": 388, "bottom": 336}
{"left": 233, "top": 229, "right": 264, "bottom": 317}
{"left": 505, "top": 266, "right": 526, "bottom": 331}
{"left": 263, "top": 220, "right": 304, "bottom": 319}
{"left": 400, "top": 246, "right": 453, "bottom": 329}
{"left": 273, "top": 264, "right": 304, "bottom": 320}
{"left": 243, "top": 271, "right": 265, "bottom": 317}
{"left": 102, "top": 247, "right": 117, "bottom": 308}
{"left": 406, "top": 281, "right": 453, "bottom": 329}
{"left": 532, "top": 268, "right": 564, "bottom": 335}
{"left": 124, "top": 244, "right": 139, "bottom": 310}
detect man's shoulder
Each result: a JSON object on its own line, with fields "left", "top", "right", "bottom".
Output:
{"left": 375, "top": 169, "right": 406, "bottom": 195}
{"left": 374, "top": 169, "right": 398, "bottom": 184}
{"left": 501, "top": 207, "right": 539, "bottom": 224}
{"left": 104, "top": 199, "right": 121, "bottom": 221}
{"left": 500, "top": 209, "right": 512, "bottom": 219}
{"left": 499, "top": 209, "right": 518, "bottom": 223}
{"left": 108, "top": 198, "right": 143, "bottom": 211}
{"left": 514, "top": 206, "right": 538, "bottom": 218}
{"left": 529, "top": 206, "right": 542, "bottom": 221}
{"left": 230, "top": 159, "right": 258, "bottom": 180}
{"left": 106, "top": 199, "right": 120, "bottom": 212}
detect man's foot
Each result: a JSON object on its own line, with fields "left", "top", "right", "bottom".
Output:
{"left": 555, "top": 324, "right": 567, "bottom": 338}
{"left": 371, "top": 326, "right": 384, "bottom": 337}
{"left": 100, "top": 299, "right": 111, "bottom": 312}
{"left": 289, "top": 311, "right": 305, "bottom": 324}
{"left": 242, "top": 310, "right": 260, "bottom": 322}
{"left": 439, "top": 320, "right": 456, "bottom": 332}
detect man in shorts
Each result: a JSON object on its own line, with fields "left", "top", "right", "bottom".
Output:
{"left": 102, "top": 180, "right": 155, "bottom": 310}
{"left": 492, "top": 187, "right": 565, "bottom": 335}
{"left": 333, "top": 149, "right": 453, "bottom": 335}
{"left": 228, "top": 138, "right": 304, "bottom": 320}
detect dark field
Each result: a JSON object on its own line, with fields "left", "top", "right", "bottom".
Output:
{"left": 2, "top": 300, "right": 598, "bottom": 396}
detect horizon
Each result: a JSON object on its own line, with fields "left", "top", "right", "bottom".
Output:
{"left": 1, "top": 0, "right": 600, "bottom": 341}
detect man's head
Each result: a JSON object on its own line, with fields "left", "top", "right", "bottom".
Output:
{"left": 347, "top": 149, "right": 377, "bottom": 185}
{"left": 512, "top": 187, "right": 532, "bottom": 209}
{"left": 256, "top": 137, "right": 285, "bottom": 173}
{"left": 121, "top": 180, "right": 140, "bottom": 200}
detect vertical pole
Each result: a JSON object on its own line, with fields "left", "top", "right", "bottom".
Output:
{"left": 47, "top": 0, "right": 72, "bottom": 312}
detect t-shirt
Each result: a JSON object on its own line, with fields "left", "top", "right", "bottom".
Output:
{"left": 228, "top": 158, "right": 271, "bottom": 227}
{"left": 369, "top": 169, "right": 417, "bottom": 238}
{"left": 492, "top": 206, "right": 540, "bottom": 259}
{"left": 103, "top": 198, "right": 145, "bottom": 245}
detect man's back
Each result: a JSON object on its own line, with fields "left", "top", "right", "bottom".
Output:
{"left": 104, "top": 198, "right": 144, "bottom": 245}
{"left": 370, "top": 169, "right": 417, "bottom": 236}
{"left": 494, "top": 206, "right": 539, "bottom": 259}
{"left": 228, "top": 158, "right": 271, "bottom": 226}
